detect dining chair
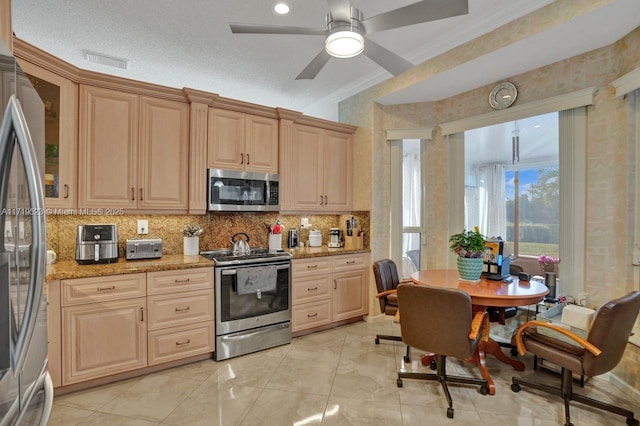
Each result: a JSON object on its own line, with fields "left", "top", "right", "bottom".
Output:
{"left": 396, "top": 283, "right": 489, "bottom": 419}
{"left": 372, "top": 259, "right": 412, "bottom": 362}
{"left": 511, "top": 291, "right": 640, "bottom": 426}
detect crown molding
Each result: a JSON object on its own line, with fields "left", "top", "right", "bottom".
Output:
{"left": 611, "top": 67, "right": 640, "bottom": 97}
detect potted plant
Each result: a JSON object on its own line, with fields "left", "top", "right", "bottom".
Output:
{"left": 449, "top": 229, "right": 486, "bottom": 282}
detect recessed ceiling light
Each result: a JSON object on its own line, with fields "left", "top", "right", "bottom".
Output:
{"left": 272, "top": 2, "right": 290, "bottom": 15}
{"left": 533, "top": 124, "right": 542, "bottom": 128}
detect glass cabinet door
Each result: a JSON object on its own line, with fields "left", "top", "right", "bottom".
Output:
{"left": 19, "top": 60, "right": 77, "bottom": 209}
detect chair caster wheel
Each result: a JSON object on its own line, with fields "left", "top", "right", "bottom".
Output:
{"left": 430, "top": 360, "right": 437, "bottom": 370}
{"left": 480, "top": 385, "right": 489, "bottom": 395}
{"left": 397, "top": 378, "right": 403, "bottom": 387}
{"left": 403, "top": 355, "right": 410, "bottom": 363}
{"left": 447, "top": 408, "right": 454, "bottom": 419}
{"left": 627, "top": 418, "right": 639, "bottom": 426}
{"left": 511, "top": 383, "right": 521, "bottom": 392}
{"left": 510, "top": 347, "right": 518, "bottom": 356}
{"left": 375, "top": 338, "right": 380, "bottom": 345}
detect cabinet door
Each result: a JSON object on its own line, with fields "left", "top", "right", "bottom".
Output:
{"left": 79, "top": 85, "right": 139, "bottom": 208}
{"left": 20, "top": 61, "right": 78, "bottom": 209}
{"left": 289, "top": 124, "right": 323, "bottom": 210}
{"left": 62, "top": 297, "right": 147, "bottom": 385}
{"left": 245, "top": 114, "right": 278, "bottom": 173}
{"left": 332, "top": 271, "right": 367, "bottom": 322}
{"left": 138, "top": 97, "right": 189, "bottom": 210}
{"left": 208, "top": 108, "right": 245, "bottom": 171}
{"left": 323, "top": 131, "right": 352, "bottom": 211}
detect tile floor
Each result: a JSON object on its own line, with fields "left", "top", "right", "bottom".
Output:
{"left": 48, "top": 316, "right": 639, "bottom": 425}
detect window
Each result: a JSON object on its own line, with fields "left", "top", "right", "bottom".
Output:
{"left": 464, "top": 112, "right": 559, "bottom": 258}
{"left": 402, "top": 139, "right": 422, "bottom": 275}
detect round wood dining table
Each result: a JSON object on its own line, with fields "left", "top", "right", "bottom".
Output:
{"left": 410, "top": 269, "right": 549, "bottom": 395}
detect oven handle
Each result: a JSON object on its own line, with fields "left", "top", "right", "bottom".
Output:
{"left": 220, "top": 264, "right": 290, "bottom": 275}
{"left": 219, "top": 322, "right": 290, "bottom": 341}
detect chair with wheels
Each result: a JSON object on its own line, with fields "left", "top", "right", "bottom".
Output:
{"left": 396, "top": 283, "right": 490, "bottom": 419}
{"left": 511, "top": 291, "right": 640, "bottom": 426}
{"left": 373, "top": 259, "right": 413, "bottom": 363}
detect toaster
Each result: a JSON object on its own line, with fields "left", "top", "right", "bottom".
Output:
{"left": 75, "top": 224, "right": 119, "bottom": 264}
{"left": 126, "top": 239, "right": 163, "bottom": 260}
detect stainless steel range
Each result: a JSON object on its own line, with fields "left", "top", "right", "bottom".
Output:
{"left": 201, "top": 248, "right": 292, "bottom": 361}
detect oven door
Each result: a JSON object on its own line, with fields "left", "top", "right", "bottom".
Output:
{"left": 215, "top": 260, "right": 291, "bottom": 335}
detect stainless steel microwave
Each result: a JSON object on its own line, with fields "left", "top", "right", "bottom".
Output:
{"left": 208, "top": 169, "right": 279, "bottom": 211}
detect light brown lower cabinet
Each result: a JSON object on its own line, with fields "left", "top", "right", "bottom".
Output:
{"left": 292, "top": 253, "right": 369, "bottom": 333}
{"left": 62, "top": 297, "right": 147, "bottom": 385}
{"left": 57, "top": 268, "right": 214, "bottom": 387}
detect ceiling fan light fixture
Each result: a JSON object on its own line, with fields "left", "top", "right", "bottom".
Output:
{"left": 325, "top": 29, "right": 364, "bottom": 58}
{"left": 272, "top": 2, "right": 290, "bottom": 15}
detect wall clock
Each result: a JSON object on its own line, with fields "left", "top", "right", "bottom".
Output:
{"left": 489, "top": 82, "right": 517, "bottom": 110}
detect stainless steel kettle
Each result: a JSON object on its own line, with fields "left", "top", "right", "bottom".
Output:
{"left": 230, "top": 232, "right": 251, "bottom": 255}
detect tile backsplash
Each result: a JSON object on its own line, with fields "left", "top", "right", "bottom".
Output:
{"left": 47, "top": 211, "right": 370, "bottom": 261}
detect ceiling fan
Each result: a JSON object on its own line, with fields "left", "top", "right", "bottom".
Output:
{"left": 229, "top": 0, "right": 469, "bottom": 80}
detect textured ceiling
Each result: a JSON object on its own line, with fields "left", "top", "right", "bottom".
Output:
{"left": 11, "top": 0, "right": 639, "bottom": 120}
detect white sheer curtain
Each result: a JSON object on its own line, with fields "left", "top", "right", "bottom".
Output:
{"left": 469, "top": 163, "right": 506, "bottom": 239}
{"left": 402, "top": 149, "right": 421, "bottom": 276}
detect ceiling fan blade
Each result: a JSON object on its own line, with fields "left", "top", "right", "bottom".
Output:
{"left": 327, "top": 0, "right": 351, "bottom": 22}
{"left": 296, "top": 49, "right": 332, "bottom": 80}
{"left": 362, "top": 0, "right": 469, "bottom": 34}
{"left": 363, "top": 38, "right": 413, "bottom": 76}
{"left": 230, "top": 23, "right": 325, "bottom": 36}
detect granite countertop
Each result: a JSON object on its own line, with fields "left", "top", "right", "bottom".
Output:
{"left": 46, "top": 247, "right": 370, "bottom": 281}
{"left": 46, "top": 254, "right": 214, "bottom": 281}
{"left": 288, "top": 246, "right": 370, "bottom": 259}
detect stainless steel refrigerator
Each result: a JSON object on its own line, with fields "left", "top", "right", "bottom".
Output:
{"left": 0, "top": 38, "right": 53, "bottom": 425}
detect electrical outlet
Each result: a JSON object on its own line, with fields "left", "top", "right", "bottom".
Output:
{"left": 137, "top": 219, "right": 149, "bottom": 235}
{"left": 301, "top": 217, "right": 310, "bottom": 229}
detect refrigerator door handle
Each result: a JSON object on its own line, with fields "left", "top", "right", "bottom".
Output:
{"left": 0, "top": 95, "right": 47, "bottom": 375}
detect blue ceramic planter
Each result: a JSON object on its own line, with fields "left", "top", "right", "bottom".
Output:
{"left": 457, "top": 257, "right": 484, "bottom": 282}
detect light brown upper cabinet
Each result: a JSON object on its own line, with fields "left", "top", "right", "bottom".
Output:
{"left": 20, "top": 60, "right": 78, "bottom": 209}
{"left": 79, "top": 85, "right": 189, "bottom": 211}
{"left": 208, "top": 108, "right": 278, "bottom": 173}
{"left": 281, "top": 124, "right": 352, "bottom": 212}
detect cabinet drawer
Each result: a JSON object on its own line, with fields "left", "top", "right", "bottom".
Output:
{"left": 292, "top": 300, "right": 332, "bottom": 332}
{"left": 61, "top": 273, "right": 146, "bottom": 306}
{"left": 332, "top": 254, "right": 368, "bottom": 273}
{"left": 147, "top": 268, "right": 213, "bottom": 295}
{"left": 148, "top": 321, "right": 214, "bottom": 366}
{"left": 293, "top": 258, "right": 332, "bottom": 277}
{"left": 292, "top": 275, "right": 332, "bottom": 305}
{"left": 147, "top": 289, "right": 213, "bottom": 331}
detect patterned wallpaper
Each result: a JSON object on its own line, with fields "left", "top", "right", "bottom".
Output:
{"left": 339, "top": 0, "right": 640, "bottom": 399}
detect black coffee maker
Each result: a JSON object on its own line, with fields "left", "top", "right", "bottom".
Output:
{"left": 287, "top": 229, "right": 299, "bottom": 248}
